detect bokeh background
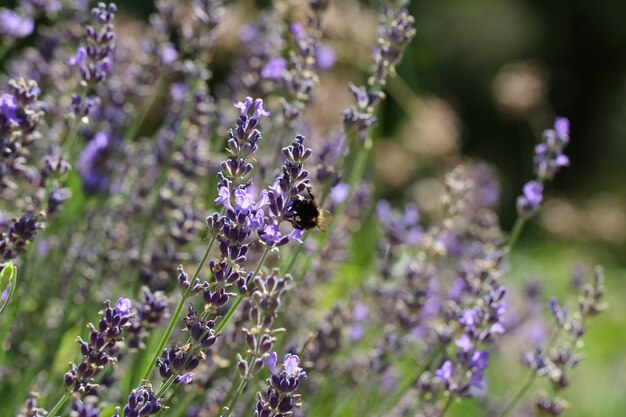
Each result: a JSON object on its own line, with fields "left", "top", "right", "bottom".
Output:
{"left": 2, "top": 0, "right": 625, "bottom": 416}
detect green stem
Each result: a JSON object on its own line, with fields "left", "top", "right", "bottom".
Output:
{"left": 139, "top": 235, "right": 216, "bottom": 382}
{"left": 124, "top": 76, "right": 167, "bottom": 142}
{"left": 156, "top": 375, "right": 176, "bottom": 397}
{"left": 439, "top": 396, "right": 454, "bottom": 417}
{"left": 47, "top": 392, "right": 71, "bottom": 417}
{"left": 223, "top": 379, "right": 247, "bottom": 417}
{"left": 506, "top": 217, "right": 526, "bottom": 250}
{"left": 0, "top": 44, "right": 11, "bottom": 62}
{"left": 498, "top": 329, "right": 561, "bottom": 417}
{"left": 498, "top": 372, "right": 536, "bottom": 417}
{"left": 373, "top": 351, "right": 438, "bottom": 417}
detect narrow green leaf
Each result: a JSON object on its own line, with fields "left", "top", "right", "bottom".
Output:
{"left": 0, "top": 262, "right": 17, "bottom": 315}
{"left": 0, "top": 262, "right": 15, "bottom": 293}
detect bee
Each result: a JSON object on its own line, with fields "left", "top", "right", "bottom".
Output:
{"left": 289, "top": 189, "right": 333, "bottom": 232}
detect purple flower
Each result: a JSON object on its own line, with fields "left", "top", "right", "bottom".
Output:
{"left": 516, "top": 180, "right": 543, "bottom": 218}
{"left": 174, "top": 372, "right": 194, "bottom": 384}
{"left": 239, "top": 24, "right": 257, "bottom": 42}
{"left": 71, "top": 2, "right": 117, "bottom": 86}
{"left": 377, "top": 200, "right": 422, "bottom": 245}
{"left": 469, "top": 370, "right": 485, "bottom": 389}
{"left": 261, "top": 57, "right": 287, "bottom": 80}
{"left": 435, "top": 361, "right": 453, "bottom": 384}
{"left": 548, "top": 297, "right": 567, "bottom": 326}
{"left": 470, "top": 350, "right": 489, "bottom": 371}
{"left": 215, "top": 186, "right": 232, "bottom": 209}
{"left": 291, "top": 22, "right": 305, "bottom": 40}
{"left": 455, "top": 333, "right": 474, "bottom": 352}
{"left": 316, "top": 44, "right": 336, "bottom": 69}
{"left": 353, "top": 303, "right": 368, "bottom": 321}
{"left": 1, "top": 285, "right": 10, "bottom": 303}
{"left": 0, "top": 93, "right": 20, "bottom": 126}
{"left": 283, "top": 354, "right": 301, "bottom": 377}
{"left": 459, "top": 309, "right": 478, "bottom": 329}
{"left": 259, "top": 223, "right": 303, "bottom": 247}
{"left": 69, "top": 46, "right": 87, "bottom": 67}
{"left": 115, "top": 297, "right": 132, "bottom": 316}
{"left": 0, "top": 9, "right": 34, "bottom": 38}
{"left": 123, "top": 384, "right": 162, "bottom": 416}
{"left": 534, "top": 117, "right": 571, "bottom": 180}
{"left": 554, "top": 117, "right": 569, "bottom": 139}
{"left": 234, "top": 97, "right": 270, "bottom": 121}
{"left": 330, "top": 183, "right": 349, "bottom": 205}
{"left": 161, "top": 43, "right": 178, "bottom": 64}
{"left": 264, "top": 351, "right": 278, "bottom": 375}
{"left": 70, "top": 400, "right": 99, "bottom": 417}
{"left": 78, "top": 131, "right": 111, "bottom": 192}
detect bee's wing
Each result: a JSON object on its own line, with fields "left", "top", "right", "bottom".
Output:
{"left": 315, "top": 209, "right": 333, "bottom": 232}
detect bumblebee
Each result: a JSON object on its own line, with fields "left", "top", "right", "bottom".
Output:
{"left": 289, "top": 189, "right": 332, "bottom": 232}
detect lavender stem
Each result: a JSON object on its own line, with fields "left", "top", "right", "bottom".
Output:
{"left": 506, "top": 217, "right": 527, "bottom": 250}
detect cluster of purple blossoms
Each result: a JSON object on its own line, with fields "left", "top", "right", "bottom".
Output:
{"left": 119, "top": 383, "right": 163, "bottom": 417}
{"left": 435, "top": 260, "right": 507, "bottom": 395}
{"left": 517, "top": 117, "right": 570, "bottom": 219}
{"left": 127, "top": 288, "right": 168, "bottom": 350}
{"left": 259, "top": 135, "right": 313, "bottom": 246}
{"left": 376, "top": 200, "right": 422, "bottom": 279}
{"left": 206, "top": 97, "right": 271, "bottom": 297}
{"left": 64, "top": 298, "right": 132, "bottom": 395}
{"left": 519, "top": 267, "right": 606, "bottom": 416}
{"left": 255, "top": 353, "right": 306, "bottom": 417}
{"left": 70, "top": 3, "right": 117, "bottom": 86}
{"left": 343, "top": 0, "right": 416, "bottom": 141}
{"left": 256, "top": 1, "right": 331, "bottom": 127}
{"left": 69, "top": 3, "right": 117, "bottom": 118}
{"left": 16, "top": 393, "right": 47, "bottom": 417}
{"left": 233, "top": 271, "right": 292, "bottom": 394}
{"left": 156, "top": 305, "right": 217, "bottom": 379}
{"left": 0, "top": 77, "right": 56, "bottom": 264}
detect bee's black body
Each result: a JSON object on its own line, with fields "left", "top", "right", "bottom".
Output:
{"left": 289, "top": 189, "right": 332, "bottom": 231}
{"left": 290, "top": 196, "right": 322, "bottom": 230}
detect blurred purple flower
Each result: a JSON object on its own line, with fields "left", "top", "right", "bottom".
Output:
{"left": 175, "top": 372, "right": 194, "bottom": 385}
{"left": 554, "top": 117, "right": 569, "bottom": 138}
{"left": 376, "top": 200, "right": 422, "bottom": 245}
{"left": 0, "top": 8, "right": 34, "bottom": 38}
{"left": 455, "top": 333, "right": 474, "bottom": 352}
{"left": 316, "top": 44, "right": 336, "bottom": 69}
{"left": 264, "top": 351, "right": 278, "bottom": 375}
{"left": 516, "top": 180, "right": 543, "bottom": 218}
{"left": 330, "top": 183, "right": 349, "bottom": 205}
{"left": 77, "top": 132, "right": 111, "bottom": 192}
{"left": 161, "top": 43, "right": 178, "bottom": 64}
{"left": 283, "top": 354, "right": 301, "bottom": 377}
{"left": 435, "top": 361, "right": 453, "bottom": 384}
{"left": 69, "top": 46, "right": 87, "bottom": 67}
{"left": 115, "top": 297, "right": 132, "bottom": 316}
{"left": 290, "top": 22, "right": 305, "bottom": 40}
{"left": 0, "top": 93, "right": 20, "bottom": 126}
{"left": 261, "top": 57, "right": 287, "bottom": 80}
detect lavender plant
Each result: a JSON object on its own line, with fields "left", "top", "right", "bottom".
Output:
{"left": 0, "top": 1, "right": 615, "bottom": 417}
